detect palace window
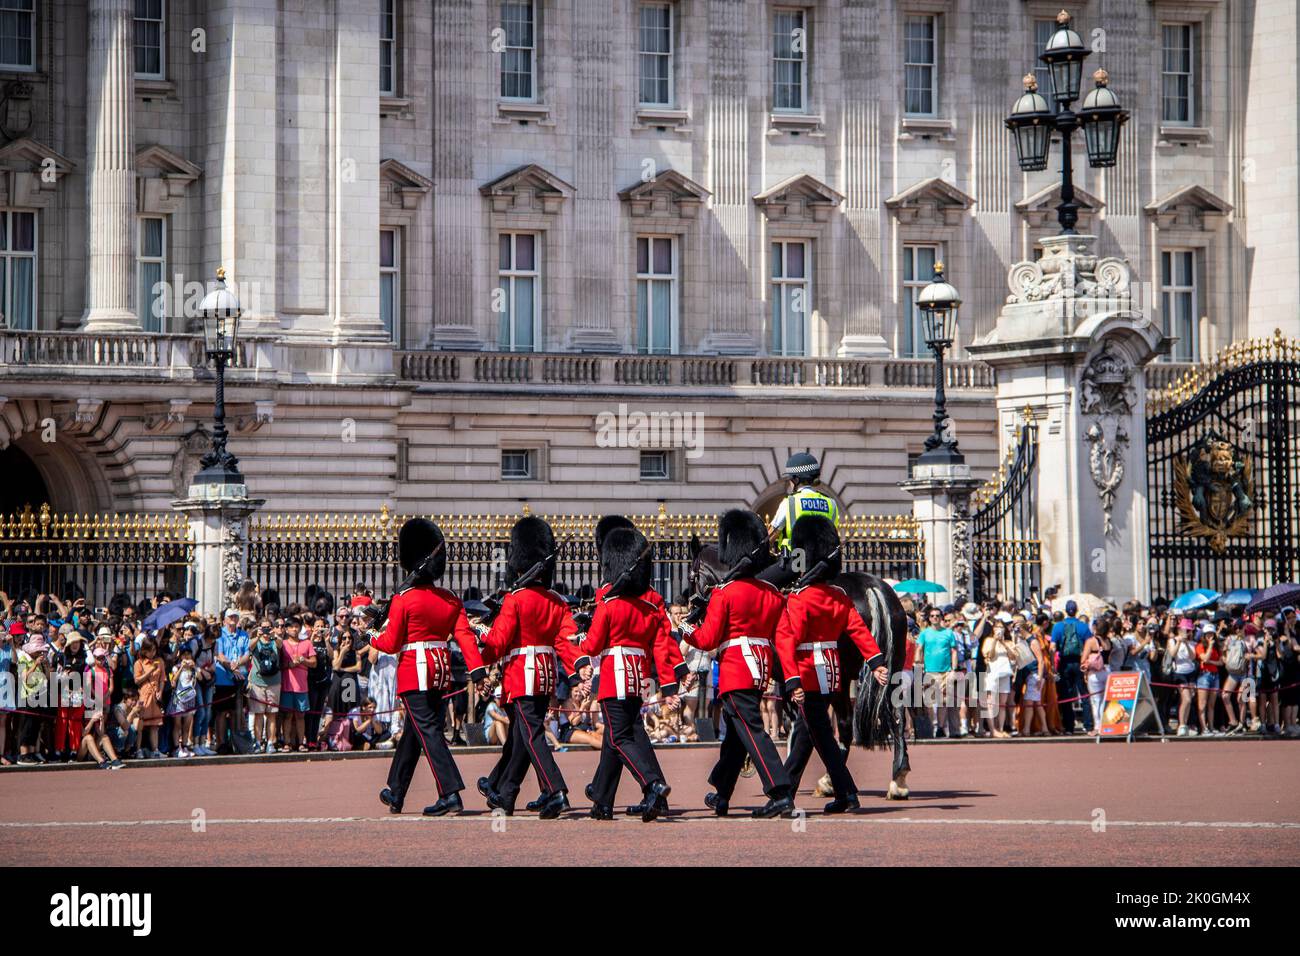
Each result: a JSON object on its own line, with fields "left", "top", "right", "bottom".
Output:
{"left": 500, "top": 1, "right": 536, "bottom": 101}
{"left": 137, "top": 216, "right": 166, "bottom": 332}
{"left": 1161, "top": 249, "right": 1198, "bottom": 362}
{"left": 773, "top": 8, "right": 807, "bottom": 112}
{"left": 638, "top": 3, "right": 673, "bottom": 107}
{"left": 501, "top": 448, "right": 536, "bottom": 481}
{"left": 901, "top": 243, "right": 939, "bottom": 358}
{"left": 770, "top": 240, "right": 810, "bottom": 357}
{"left": 134, "top": 0, "right": 165, "bottom": 80}
{"left": 636, "top": 235, "right": 676, "bottom": 354}
{"left": 497, "top": 232, "right": 539, "bottom": 352}
{"left": 380, "top": 0, "right": 397, "bottom": 96}
{"left": 640, "top": 450, "right": 672, "bottom": 481}
{"left": 1033, "top": 18, "right": 1055, "bottom": 99}
{"left": 0, "top": 0, "right": 35, "bottom": 71}
{"left": 0, "top": 210, "right": 36, "bottom": 330}
{"left": 1161, "top": 23, "right": 1198, "bottom": 125}
{"left": 903, "top": 14, "right": 937, "bottom": 116}
{"left": 380, "top": 228, "right": 400, "bottom": 342}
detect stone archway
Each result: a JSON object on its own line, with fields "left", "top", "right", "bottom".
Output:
{"left": 751, "top": 480, "right": 845, "bottom": 524}
{"left": 5, "top": 431, "right": 115, "bottom": 516}
{"left": 0, "top": 444, "right": 50, "bottom": 515}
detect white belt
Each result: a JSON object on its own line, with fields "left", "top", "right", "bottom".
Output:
{"left": 600, "top": 646, "right": 646, "bottom": 699}
{"left": 718, "top": 636, "right": 770, "bottom": 685}
{"left": 405, "top": 639, "right": 449, "bottom": 692}
{"left": 508, "top": 645, "right": 556, "bottom": 696}
{"left": 796, "top": 641, "right": 838, "bottom": 693}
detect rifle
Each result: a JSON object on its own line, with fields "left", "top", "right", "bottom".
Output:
{"left": 683, "top": 527, "right": 779, "bottom": 626}
{"left": 481, "top": 532, "right": 576, "bottom": 621}
{"left": 604, "top": 538, "right": 656, "bottom": 598}
{"left": 791, "top": 545, "right": 841, "bottom": 591}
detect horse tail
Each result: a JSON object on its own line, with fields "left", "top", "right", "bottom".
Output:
{"left": 854, "top": 583, "right": 895, "bottom": 750}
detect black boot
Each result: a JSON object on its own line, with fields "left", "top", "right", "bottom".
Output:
{"left": 752, "top": 793, "right": 795, "bottom": 819}
{"left": 584, "top": 783, "right": 597, "bottom": 803}
{"left": 526, "top": 793, "right": 549, "bottom": 813}
{"left": 422, "top": 792, "right": 464, "bottom": 817}
{"left": 378, "top": 788, "right": 403, "bottom": 814}
{"left": 477, "top": 777, "right": 513, "bottom": 815}
{"left": 537, "top": 790, "right": 570, "bottom": 820}
{"left": 641, "top": 781, "right": 671, "bottom": 822}
{"left": 704, "top": 791, "right": 729, "bottom": 817}
{"left": 589, "top": 803, "right": 614, "bottom": 820}
{"left": 823, "top": 794, "right": 860, "bottom": 815}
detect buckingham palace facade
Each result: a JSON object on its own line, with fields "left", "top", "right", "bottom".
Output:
{"left": 0, "top": 0, "right": 1294, "bottom": 520}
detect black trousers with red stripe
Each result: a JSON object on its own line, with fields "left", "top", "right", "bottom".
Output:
{"left": 784, "top": 691, "right": 857, "bottom": 799}
{"left": 387, "top": 689, "right": 463, "bottom": 803}
{"left": 590, "top": 697, "right": 663, "bottom": 806}
{"left": 709, "top": 688, "right": 792, "bottom": 800}
{"left": 490, "top": 694, "right": 566, "bottom": 804}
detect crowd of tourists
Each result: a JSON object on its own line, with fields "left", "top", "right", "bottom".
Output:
{"left": 2, "top": 578, "right": 1297, "bottom": 770}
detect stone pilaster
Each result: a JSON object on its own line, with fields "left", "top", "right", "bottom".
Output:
{"left": 82, "top": 0, "right": 137, "bottom": 331}
{"left": 900, "top": 464, "right": 981, "bottom": 603}
{"left": 172, "top": 494, "right": 265, "bottom": 618}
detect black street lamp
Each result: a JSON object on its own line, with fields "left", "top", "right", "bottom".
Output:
{"left": 1005, "top": 10, "right": 1129, "bottom": 234}
{"left": 916, "top": 261, "right": 963, "bottom": 466}
{"left": 193, "top": 268, "right": 245, "bottom": 492}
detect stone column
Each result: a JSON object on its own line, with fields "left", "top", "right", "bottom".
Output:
{"left": 82, "top": 0, "right": 138, "bottom": 331}
{"left": 172, "top": 494, "right": 266, "bottom": 618}
{"left": 968, "top": 233, "right": 1166, "bottom": 603}
{"left": 900, "top": 464, "right": 981, "bottom": 604}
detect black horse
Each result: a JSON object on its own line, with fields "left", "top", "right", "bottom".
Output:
{"left": 686, "top": 540, "right": 912, "bottom": 799}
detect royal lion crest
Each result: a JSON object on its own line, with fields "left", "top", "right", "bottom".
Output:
{"left": 1173, "top": 431, "right": 1254, "bottom": 554}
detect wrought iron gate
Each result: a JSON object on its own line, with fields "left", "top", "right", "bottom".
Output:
{"left": 970, "top": 420, "right": 1041, "bottom": 604}
{"left": 1146, "top": 331, "right": 1300, "bottom": 599}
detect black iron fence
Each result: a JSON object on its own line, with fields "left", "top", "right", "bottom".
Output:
{"left": 970, "top": 421, "right": 1041, "bottom": 605}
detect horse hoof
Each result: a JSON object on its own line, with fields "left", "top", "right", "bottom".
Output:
{"left": 887, "top": 781, "right": 910, "bottom": 801}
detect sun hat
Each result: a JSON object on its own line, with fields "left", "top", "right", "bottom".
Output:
{"left": 8, "top": 621, "right": 26, "bottom": 637}
{"left": 96, "top": 626, "right": 113, "bottom": 639}
{"left": 224, "top": 608, "right": 239, "bottom": 618}
{"left": 1178, "top": 618, "right": 1195, "bottom": 630}
{"left": 22, "top": 635, "right": 49, "bottom": 655}
{"left": 996, "top": 611, "right": 1014, "bottom": 624}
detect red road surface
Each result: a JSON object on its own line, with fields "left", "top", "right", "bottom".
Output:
{"left": 3, "top": 741, "right": 1298, "bottom": 866}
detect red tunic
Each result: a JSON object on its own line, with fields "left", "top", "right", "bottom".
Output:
{"left": 775, "top": 582, "right": 884, "bottom": 695}
{"left": 369, "top": 585, "right": 487, "bottom": 695}
{"left": 682, "top": 578, "right": 784, "bottom": 695}
{"left": 479, "top": 585, "right": 589, "bottom": 703}
{"left": 592, "top": 583, "right": 686, "bottom": 695}
{"left": 580, "top": 594, "right": 679, "bottom": 700}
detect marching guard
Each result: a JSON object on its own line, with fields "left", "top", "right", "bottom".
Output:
{"left": 775, "top": 515, "right": 888, "bottom": 813}
{"left": 585, "top": 515, "right": 687, "bottom": 818}
{"left": 580, "top": 525, "right": 676, "bottom": 821}
{"left": 373, "top": 518, "right": 488, "bottom": 817}
{"left": 476, "top": 517, "right": 590, "bottom": 818}
{"left": 681, "top": 510, "right": 796, "bottom": 818}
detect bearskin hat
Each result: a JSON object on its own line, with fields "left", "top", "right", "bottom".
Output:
{"left": 790, "top": 514, "right": 841, "bottom": 581}
{"left": 595, "top": 514, "right": 635, "bottom": 551}
{"left": 508, "top": 516, "right": 556, "bottom": 588}
{"left": 398, "top": 518, "right": 446, "bottom": 580}
{"left": 601, "top": 526, "right": 652, "bottom": 597}
{"left": 717, "top": 509, "right": 772, "bottom": 576}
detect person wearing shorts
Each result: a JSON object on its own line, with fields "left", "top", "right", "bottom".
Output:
{"left": 247, "top": 626, "right": 282, "bottom": 753}
{"left": 1195, "top": 626, "right": 1222, "bottom": 735}
{"left": 1169, "top": 620, "right": 1199, "bottom": 736}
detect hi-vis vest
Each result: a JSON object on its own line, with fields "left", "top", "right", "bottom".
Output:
{"left": 774, "top": 489, "right": 840, "bottom": 548}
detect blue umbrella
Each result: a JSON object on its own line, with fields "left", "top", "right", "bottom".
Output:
{"left": 893, "top": 579, "right": 946, "bottom": 595}
{"left": 141, "top": 598, "right": 198, "bottom": 633}
{"left": 1170, "top": 589, "right": 1219, "bottom": 612}
{"left": 1222, "top": 588, "right": 1256, "bottom": 607}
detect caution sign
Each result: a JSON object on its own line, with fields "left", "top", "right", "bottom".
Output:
{"left": 1097, "top": 670, "right": 1165, "bottom": 743}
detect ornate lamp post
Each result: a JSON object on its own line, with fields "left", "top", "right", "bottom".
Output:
{"left": 1005, "top": 10, "right": 1129, "bottom": 234}
{"left": 193, "top": 268, "right": 245, "bottom": 494}
{"left": 916, "top": 262, "right": 963, "bottom": 465}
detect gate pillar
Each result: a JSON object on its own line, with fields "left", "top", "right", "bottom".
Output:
{"left": 900, "top": 466, "right": 981, "bottom": 605}
{"left": 172, "top": 491, "right": 266, "bottom": 617}
{"left": 968, "top": 233, "right": 1166, "bottom": 603}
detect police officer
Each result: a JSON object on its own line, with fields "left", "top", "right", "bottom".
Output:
{"left": 762, "top": 452, "right": 841, "bottom": 589}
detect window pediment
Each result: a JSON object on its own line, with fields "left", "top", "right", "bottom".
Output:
{"left": 381, "top": 158, "right": 434, "bottom": 211}
{"left": 618, "top": 169, "right": 709, "bottom": 220}
{"left": 479, "top": 164, "right": 574, "bottom": 215}
{"left": 136, "top": 144, "right": 202, "bottom": 215}
{"left": 1144, "top": 184, "right": 1231, "bottom": 230}
{"left": 753, "top": 173, "right": 843, "bottom": 223}
{"left": 885, "top": 176, "right": 974, "bottom": 226}
{"left": 1016, "top": 181, "right": 1105, "bottom": 230}
{"left": 0, "top": 137, "right": 74, "bottom": 207}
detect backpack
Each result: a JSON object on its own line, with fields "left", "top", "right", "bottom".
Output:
{"left": 1225, "top": 638, "right": 1247, "bottom": 676}
{"left": 253, "top": 641, "right": 280, "bottom": 679}
{"left": 1060, "top": 618, "right": 1083, "bottom": 658}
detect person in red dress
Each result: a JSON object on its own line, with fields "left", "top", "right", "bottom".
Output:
{"left": 775, "top": 515, "right": 888, "bottom": 814}
{"left": 681, "top": 509, "right": 795, "bottom": 818}
{"left": 580, "top": 525, "right": 675, "bottom": 821}
{"left": 476, "top": 516, "right": 591, "bottom": 818}
{"left": 372, "top": 519, "right": 487, "bottom": 817}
